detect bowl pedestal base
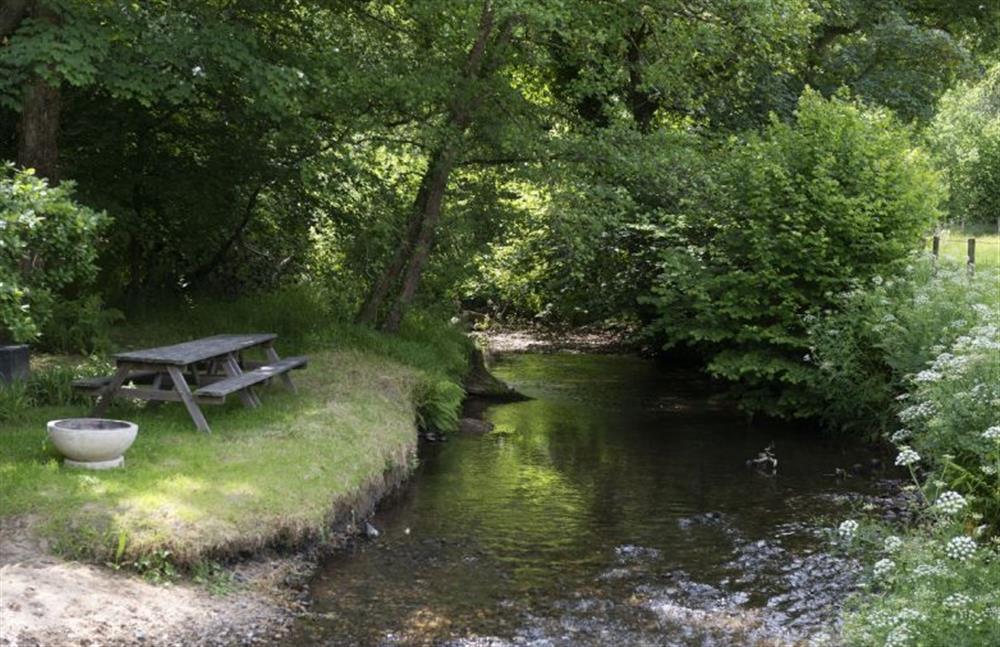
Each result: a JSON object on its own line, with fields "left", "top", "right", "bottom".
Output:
{"left": 64, "top": 456, "right": 125, "bottom": 470}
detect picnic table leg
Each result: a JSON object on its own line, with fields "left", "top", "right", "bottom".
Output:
{"left": 166, "top": 366, "right": 211, "bottom": 433}
{"left": 223, "top": 354, "right": 261, "bottom": 408}
{"left": 264, "top": 345, "right": 297, "bottom": 393}
{"left": 92, "top": 364, "right": 133, "bottom": 417}
{"left": 147, "top": 372, "right": 166, "bottom": 410}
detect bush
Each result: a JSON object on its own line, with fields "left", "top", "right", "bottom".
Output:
{"left": 0, "top": 357, "right": 114, "bottom": 421}
{"left": 643, "top": 90, "right": 943, "bottom": 416}
{"left": 0, "top": 163, "right": 108, "bottom": 346}
{"left": 807, "top": 257, "right": 998, "bottom": 438}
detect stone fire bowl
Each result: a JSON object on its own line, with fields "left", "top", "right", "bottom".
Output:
{"left": 47, "top": 418, "right": 138, "bottom": 469}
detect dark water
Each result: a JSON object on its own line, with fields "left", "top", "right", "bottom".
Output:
{"left": 288, "top": 354, "right": 883, "bottom": 646}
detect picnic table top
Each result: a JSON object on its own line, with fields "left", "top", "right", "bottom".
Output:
{"left": 114, "top": 333, "right": 277, "bottom": 366}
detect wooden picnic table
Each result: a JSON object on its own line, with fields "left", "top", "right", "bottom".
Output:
{"left": 74, "top": 333, "right": 307, "bottom": 433}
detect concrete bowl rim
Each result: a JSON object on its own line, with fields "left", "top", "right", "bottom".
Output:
{"left": 48, "top": 418, "right": 138, "bottom": 432}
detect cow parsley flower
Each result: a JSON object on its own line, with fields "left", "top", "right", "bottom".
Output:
{"left": 944, "top": 536, "right": 977, "bottom": 561}
{"left": 889, "top": 429, "right": 911, "bottom": 443}
{"left": 883, "top": 536, "right": 903, "bottom": 553}
{"left": 943, "top": 593, "right": 972, "bottom": 609}
{"left": 913, "top": 562, "right": 948, "bottom": 578}
{"left": 934, "top": 491, "right": 968, "bottom": 515}
{"left": 884, "top": 623, "right": 913, "bottom": 647}
{"left": 838, "top": 519, "right": 859, "bottom": 542}
{"left": 873, "top": 558, "right": 895, "bottom": 578}
{"left": 982, "top": 426, "right": 1000, "bottom": 441}
{"left": 895, "top": 447, "right": 920, "bottom": 467}
{"left": 914, "top": 369, "right": 942, "bottom": 383}
{"left": 898, "top": 401, "right": 936, "bottom": 423}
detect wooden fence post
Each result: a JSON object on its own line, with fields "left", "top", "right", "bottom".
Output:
{"left": 932, "top": 235, "right": 940, "bottom": 257}
{"left": 967, "top": 238, "right": 976, "bottom": 274}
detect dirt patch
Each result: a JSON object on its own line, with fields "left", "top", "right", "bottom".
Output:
{"left": 1, "top": 516, "right": 294, "bottom": 646}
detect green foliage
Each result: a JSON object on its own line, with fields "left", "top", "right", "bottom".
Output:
{"left": 840, "top": 519, "right": 1000, "bottom": 646}
{"left": 41, "top": 295, "right": 123, "bottom": 355}
{"left": 807, "top": 258, "right": 998, "bottom": 438}
{"left": 966, "top": 128, "right": 1000, "bottom": 226}
{"left": 929, "top": 64, "right": 1000, "bottom": 225}
{"left": 0, "top": 164, "right": 106, "bottom": 345}
{"left": 808, "top": 256, "right": 999, "bottom": 522}
{"left": 413, "top": 378, "right": 465, "bottom": 434}
{"left": 0, "top": 356, "right": 112, "bottom": 421}
{"left": 643, "top": 91, "right": 943, "bottom": 415}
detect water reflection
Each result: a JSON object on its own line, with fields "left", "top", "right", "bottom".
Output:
{"left": 288, "top": 354, "right": 879, "bottom": 646}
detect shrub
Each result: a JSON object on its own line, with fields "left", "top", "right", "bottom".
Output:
{"left": 40, "top": 295, "right": 123, "bottom": 355}
{"left": 807, "top": 257, "right": 998, "bottom": 438}
{"left": 0, "top": 163, "right": 107, "bottom": 346}
{"left": 643, "top": 90, "right": 943, "bottom": 416}
{"left": 0, "top": 357, "right": 113, "bottom": 421}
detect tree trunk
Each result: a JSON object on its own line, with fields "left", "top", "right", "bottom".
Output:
{"left": 355, "top": 153, "right": 443, "bottom": 326}
{"left": 366, "top": 2, "right": 517, "bottom": 332}
{"left": 624, "top": 24, "right": 658, "bottom": 134}
{"left": 380, "top": 145, "right": 458, "bottom": 332}
{"left": 15, "top": 2, "right": 61, "bottom": 184}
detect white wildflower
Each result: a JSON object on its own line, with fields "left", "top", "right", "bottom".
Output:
{"left": 934, "top": 491, "right": 967, "bottom": 515}
{"left": 982, "top": 426, "right": 1000, "bottom": 441}
{"left": 981, "top": 464, "right": 997, "bottom": 476}
{"left": 898, "top": 401, "right": 936, "bottom": 423}
{"left": 883, "top": 536, "right": 903, "bottom": 553}
{"left": 872, "top": 275, "right": 884, "bottom": 286}
{"left": 884, "top": 623, "right": 913, "bottom": 647}
{"left": 838, "top": 519, "right": 859, "bottom": 542}
{"left": 889, "top": 429, "right": 911, "bottom": 443}
{"left": 881, "top": 313, "right": 896, "bottom": 323}
{"left": 914, "top": 370, "right": 942, "bottom": 383}
{"left": 944, "top": 536, "right": 977, "bottom": 561}
{"left": 913, "top": 561, "right": 948, "bottom": 578}
{"left": 873, "top": 558, "right": 895, "bottom": 578}
{"left": 895, "top": 446, "right": 921, "bottom": 467}
{"left": 943, "top": 593, "right": 972, "bottom": 610}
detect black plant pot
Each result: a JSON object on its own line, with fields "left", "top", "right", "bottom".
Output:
{"left": 0, "top": 344, "right": 30, "bottom": 384}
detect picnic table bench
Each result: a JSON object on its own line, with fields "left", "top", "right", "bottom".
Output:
{"left": 73, "top": 334, "right": 307, "bottom": 433}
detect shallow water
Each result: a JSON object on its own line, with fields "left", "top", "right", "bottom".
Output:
{"left": 287, "top": 353, "right": 884, "bottom": 646}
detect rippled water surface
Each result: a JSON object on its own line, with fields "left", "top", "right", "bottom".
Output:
{"left": 288, "top": 353, "right": 883, "bottom": 646}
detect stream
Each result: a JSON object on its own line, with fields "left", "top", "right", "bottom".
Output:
{"left": 286, "top": 353, "right": 889, "bottom": 646}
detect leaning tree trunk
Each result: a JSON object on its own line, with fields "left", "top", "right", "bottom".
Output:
{"left": 380, "top": 145, "right": 459, "bottom": 332}
{"left": 368, "top": 2, "right": 518, "bottom": 332}
{"left": 355, "top": 148, "right": 448, "bottom": 326}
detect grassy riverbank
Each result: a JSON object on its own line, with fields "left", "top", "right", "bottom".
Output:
{"left": 0, "top": 292, "right": 469, "bottom": 569}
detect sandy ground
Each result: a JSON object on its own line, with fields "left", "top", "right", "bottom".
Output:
{"left": 0, "top": 516, "right": 306, "bottom": 647}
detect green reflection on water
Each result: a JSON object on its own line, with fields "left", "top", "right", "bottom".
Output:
{"left": 289, "top": 353, "right": 876, "bottom": 646}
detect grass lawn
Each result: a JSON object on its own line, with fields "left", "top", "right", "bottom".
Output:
{"left": 0, "top": 349, "right": 422, "bottom": 567}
